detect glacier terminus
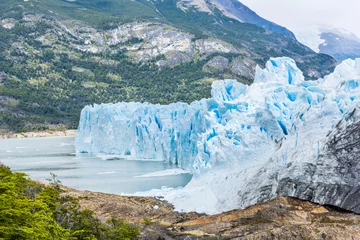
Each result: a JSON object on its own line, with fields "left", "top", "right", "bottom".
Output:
{"left": 76, "top": 57, "right": 360, "bottom": 214}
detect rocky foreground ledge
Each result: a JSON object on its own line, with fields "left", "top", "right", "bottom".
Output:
{"left": 62, "top": 186, "right": 360, "bottom": 240}
{"left": 0, "top": 130, "right": 77, "bottom": 139}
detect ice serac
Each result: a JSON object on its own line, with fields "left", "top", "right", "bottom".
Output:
{"left": 76, "top": 57, "right": 360, "bottom": 214}
{"left": 76, "top": 101, "right": 209, "bottom": 169}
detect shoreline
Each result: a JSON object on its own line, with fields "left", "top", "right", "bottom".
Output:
{"left": 0, "top": 129, "right": 77, "bottom": 139}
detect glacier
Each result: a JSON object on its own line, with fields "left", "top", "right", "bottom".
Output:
{"left": 76, "top": 57, "right": 360, "bottom": 214}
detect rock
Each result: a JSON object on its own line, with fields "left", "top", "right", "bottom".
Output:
{"left": 177, "top": 0, "right": 212, "bottom": 13}
{"left": 306, "top": 68, "right": 322, "bottom": 79}
{"left": 22, "top": 14, "right": 41, "bottom": 22}
{"left": 230, "top": 57, "right": 256, "bottom": 79}
{"left": 106, "top": 22, "right": 196, "bottom": 61}
{"left": 60, "top": 186, "right": 360, "bottom": 240}
{"left": 203, "top": 56, "right": 229, "bottom": 73}
{"left": 60, "top": 185, "right": 190, "bottom": 226}
{"left": 156, "top": 51, "right": 192, "bottom": 67}
{"left": 195, "top": 38, "right": 239, "bottom": 55}
{"left": 0, "top": 18, "right": 17, "bottom": 29}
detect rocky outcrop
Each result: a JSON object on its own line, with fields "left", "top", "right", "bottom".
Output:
{"left": 156, "top": 51, "right": 192, "bottom": 67}
{"left": 230, "top": 57, "right": 256, "bottom": 79}
{"left": 203, "top": 56, "right": 256, "bottom": 80}
{"left": 62, "top": 186, "right": 360, "bottom": 240}
{"left": 40, "top": 20, "right": 241, "bottom": 66}
{"left": 0, "top": 18, "right": 17, "bottom": 29}
{"left": 203, "top": 56, "right": 229, "bottom": 73}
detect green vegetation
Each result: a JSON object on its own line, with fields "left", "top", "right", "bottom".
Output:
{"left": 0, "top": 14, "right": 216, "bottom": 132}
{"left": 142, "top": 217, "right": 153, "bottom": 226}
{"left": 0, "top": 164, "right": 140, "bottom": 239}
{"left": 0, "top": 0, "right": 337, "bottom": 132}
{"left": 0, "top": 0, "right": 160, "bottom": 28}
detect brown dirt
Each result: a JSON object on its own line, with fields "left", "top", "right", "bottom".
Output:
{"left": 61, "top": 186, "right": 360, "bottom": 240}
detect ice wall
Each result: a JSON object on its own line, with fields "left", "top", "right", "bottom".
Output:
{"left": 76, "top": 57, "right": 345, "bottom": 171}
{"left": 76, "top": 101, "right": 208, "bottom": 169}
{"left": 76, "top": 57, "right": 360, "bottom": 213}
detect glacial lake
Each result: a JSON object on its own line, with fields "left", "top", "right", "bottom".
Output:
{"left": 0, "top": 136, "right": 192, "bottom": 194}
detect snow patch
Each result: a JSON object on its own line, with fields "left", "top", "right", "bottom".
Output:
{"left": 294, "top": 26, "right": 325, "bottom": 52}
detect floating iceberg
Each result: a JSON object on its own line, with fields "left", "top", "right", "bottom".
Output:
{"left": 76, "top": 57, "right": 360, "bottom": 214}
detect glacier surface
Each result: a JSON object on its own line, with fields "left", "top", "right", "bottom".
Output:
{"left": 76, "top": 57, "right": 360, "bottom": 214}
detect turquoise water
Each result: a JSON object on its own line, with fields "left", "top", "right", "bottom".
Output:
{"left": 0, "top": 136, "right": 192, "bottom": 194}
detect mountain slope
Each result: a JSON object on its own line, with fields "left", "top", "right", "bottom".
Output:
{"left": 319, "top": 30, "right": 360, "bottom": 61}
{"left": 0, "top": 0, "right": 336, "bottom": 132}
{"left": 205, "top": 0, "right": 296, "bottom": 38}
{"left": 296, "top": 26, "right": 360, "bottom": 61}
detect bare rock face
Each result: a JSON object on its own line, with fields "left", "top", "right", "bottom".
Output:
{"left": 51, "top": 20, "right": 241, "bottom": 66}
{"left": 172, "top": 197, "right": 360, "bottom": 240}
{"left": 203, "top": 56, "right": 229, "bottom": 73}
{"left": 305, "top": 68, "right": 322, "bottom": 79}
{"left": 195, "top": 38, "right": 238, "bottom": 56}
{"left": 177, "top": 0, "right": 212, "bottom": 13}
{"left": 0, "top": 18, "right": 18, "bottom": 29}
{"left": 156, "top": 51, "right": 192, "bottom": 67}
{"left": 230, "top": 57, "right": 256, "bottom": 79}
{"left": 61, "top": 186, "right": 360, "bottom": 240}
{"left": 203, "top": 57, "right": 256, "bottom": 80}
{"left": 117, "top": 23, "right": 196, "bottom": 62}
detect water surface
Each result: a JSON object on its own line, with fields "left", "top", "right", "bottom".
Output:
{"left": 0, "top": 136, "right": 192, "bottom": 194}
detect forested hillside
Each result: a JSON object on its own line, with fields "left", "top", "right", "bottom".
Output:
{"left": 0, "top": 0, "right": 337, "bottom": 132}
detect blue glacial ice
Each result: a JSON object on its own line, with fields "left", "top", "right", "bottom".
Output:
{"left": 76, "top": 57, "right": 360, "bottom": 213}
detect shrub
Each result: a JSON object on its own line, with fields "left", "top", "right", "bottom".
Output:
{"left": 0, "top": 164, "right": 140, "bottom": 240}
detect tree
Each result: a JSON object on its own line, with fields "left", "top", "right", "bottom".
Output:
{"left": 0, "top": 165, "right": 140, "bottom": 240}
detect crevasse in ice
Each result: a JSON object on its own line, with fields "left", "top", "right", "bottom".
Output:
{"left": 75, "top": 57, "right": 360, "bottom": 213}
